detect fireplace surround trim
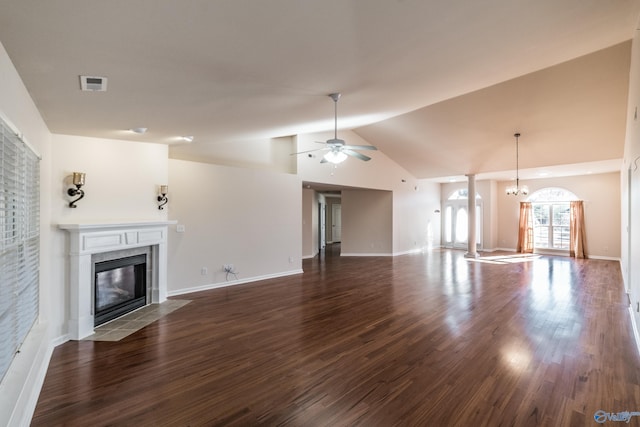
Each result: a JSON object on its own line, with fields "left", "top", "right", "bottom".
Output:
{"left": 59, "top": 220, "right": 176, "bottom": 340}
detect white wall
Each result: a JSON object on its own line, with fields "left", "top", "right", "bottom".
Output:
{"left": 167, "top": 159, "right": 302, "bottom": 294}
{"left": 0, "top": 40, "right": 52, "bottom": 427}
{"left": 393, "top": 180, "right": 441, "bottom": 254}
{"left": 170, "top": 136, "right": 296, "bottom": 174}
{"left": 496, "top": 172, "right": 621, "bottom": 258}
{"left": 622, "top": 21, "right": 640, "bottom": 332}
{"left": 51, "top": 135, "right": 169, "bottom": 224}
{"left": 485, "top": 180, "right": 499, "bottom": 251}
{"left": 302, "top": 188, "right": 317, "bottom": 258}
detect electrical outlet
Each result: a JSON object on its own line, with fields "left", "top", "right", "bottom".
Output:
{"left": 201, "top": 267, "right": 207, "bottom": 275}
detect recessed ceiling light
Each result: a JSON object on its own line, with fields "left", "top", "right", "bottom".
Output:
{"left": 130, "top": 127, "right": 148, "bottom": 134}
{"left": 181, "top": 136, "right": 194, "bottom": 142}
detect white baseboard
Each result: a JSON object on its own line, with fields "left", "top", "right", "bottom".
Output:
{"left": 392, "top": 248, "right": 424, "bottom": 256}
{"left": 167, "top": 269, "right": 304, "bottom": 297}
{"left": 51, "top": 334, "right": 69, "bottom": 348}
{"left": 629, "top": 307, "right": 640, "bottom": 357}
{"left": 494, "top": 247, "right": 619, "bottom": 261}
{"left": 340, "top": 252, "right": 393, "bottom": 257}
{"left": 302, "top": 250, "right": 318, "bottom": 260}
{"left": 586, "top": 255, "right": 621, "bottom": 261}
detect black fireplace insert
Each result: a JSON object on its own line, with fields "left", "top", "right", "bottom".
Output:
{"left": 94, "top": 254, "right": 147, "bottom": 326}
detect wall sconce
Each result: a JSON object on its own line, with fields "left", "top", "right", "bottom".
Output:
{"left": 67, "top": 172, "right": 85, "bottom": 208}
{"left": 157, "top": 185, "right": 168, "bottom": 210}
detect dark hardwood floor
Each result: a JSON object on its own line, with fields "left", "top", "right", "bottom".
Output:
{"left": 32, "top": 247, "right": 640, "bottom": 426}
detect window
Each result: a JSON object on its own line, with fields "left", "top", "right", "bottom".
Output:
{"left": 528, "top": 188, "right": 577, "bottom": 251}
{"left": 455, "top": 208, "right": 468, "bottom": 243}
{"left": 0, "top": 114, "right": 40, "bottom": 382}
{"left": 448, "top": 189, "right": 481, "bottom": 200}
{"left": 444, "top": 206, "right": 452, "bottom": 243}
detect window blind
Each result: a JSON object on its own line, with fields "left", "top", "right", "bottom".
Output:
{"left": 0, "top": 115, "right": 40, "bottom": 383}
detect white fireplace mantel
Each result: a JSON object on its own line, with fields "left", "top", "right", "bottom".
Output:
{"left": 58, "top": 220, "right": 176, "bottom": 340}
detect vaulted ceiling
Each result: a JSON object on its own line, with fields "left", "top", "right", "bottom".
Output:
{"left": 0, "top": 0, "right": 638, "bottom": 180}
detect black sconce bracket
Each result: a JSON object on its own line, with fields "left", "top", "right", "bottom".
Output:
{"left": 157, "top": 195, "right": 168, "bottom": 210}
{"left": 68, "top": 185, "right": 85, "bottom": 208}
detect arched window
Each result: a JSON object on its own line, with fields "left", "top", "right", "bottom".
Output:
{"left": 527, "top": 188, "right": 578, "bottom": 250}
{"left": 448, "top": 189, "right": 481, "bottom": 200}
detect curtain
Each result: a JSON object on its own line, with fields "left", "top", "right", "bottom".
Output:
{"left": 517, "top": 202, "right": 533, "bottom": 253}
{"left": 570, "top": 200, "right": 587, "bottom": 258}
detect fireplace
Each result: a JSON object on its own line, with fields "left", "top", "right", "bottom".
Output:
{"left": 94, "top": 254, "right": 147, "bottom": 326}
{"left": 58, "top": 221, "right": 175, "bottom": 340}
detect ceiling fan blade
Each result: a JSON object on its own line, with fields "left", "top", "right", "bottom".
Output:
{"left": 343, "top": 149, "right": 371, "bottom": 161}
{"left": 342, "top": 144, "right": 377, "bottom": 151}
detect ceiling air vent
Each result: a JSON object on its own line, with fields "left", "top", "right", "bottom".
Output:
{"left": 80, "top": 75, "right": 108, "bottom": 92}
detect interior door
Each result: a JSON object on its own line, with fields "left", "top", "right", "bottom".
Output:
{"left": 332, "top": 204, "right": 342, "bottom": 243}
{"left": 319, "top": 203, "right": 326, "bottom": 250}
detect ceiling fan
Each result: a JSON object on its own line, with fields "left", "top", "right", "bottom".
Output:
{"left": 294, "top": 93, "right": 378, "bottom": 164}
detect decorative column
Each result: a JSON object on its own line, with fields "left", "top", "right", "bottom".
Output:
{"left": 465, "top": 174, "right": 478, "bottom": 258}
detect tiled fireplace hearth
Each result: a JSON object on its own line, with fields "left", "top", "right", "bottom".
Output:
{"left": 58, "top": 221, "right": 175, "bottom": 340}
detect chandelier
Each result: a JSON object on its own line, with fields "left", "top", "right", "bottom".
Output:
{"left": 506, "top": 132, "right": 529, "bottom": 196}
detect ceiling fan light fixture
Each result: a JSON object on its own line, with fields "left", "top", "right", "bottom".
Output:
{"left": 324, "top": 151, "right": 348, "bottom": 164}
{"left": 290, "top": 92, "right": 377, "bottom": 163}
